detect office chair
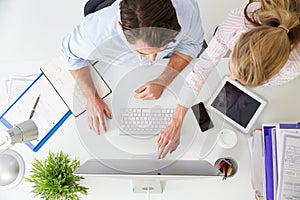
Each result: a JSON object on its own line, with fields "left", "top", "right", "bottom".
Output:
{"left": 84, "top": 0, "right": 116, "bottom": 17}
{"left": 197, "top": 40, "right": 208, "bottom": 57}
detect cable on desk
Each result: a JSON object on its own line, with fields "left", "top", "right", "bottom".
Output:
{"left": 198, "top": 138, "right": 218, "bottom": 160}
{"left": 147, "top": 186, "right": 150, "bottom": 200}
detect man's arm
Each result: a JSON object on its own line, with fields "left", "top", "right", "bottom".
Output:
{"left": 69, "top": 66, "right": 97, "bottom": 100}
{"left": 134, "top": 51, "right": 192, "bottom": 100}
{"left": 69, "top": 66, "right": 112, "bottom": 134}
{"left": 158, "top": 50, "right": 192, "bottom": 85}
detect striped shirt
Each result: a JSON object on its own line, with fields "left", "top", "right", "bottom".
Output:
{"left": 179, "top": 2, "right": 300, "bottom": 108}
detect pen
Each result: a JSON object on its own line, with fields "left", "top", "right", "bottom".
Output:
{"left": 29, "top": 95, "right": 40, "bottom": 119}
{"left": 255, "top": 194, "right": 259, "bottom": 200}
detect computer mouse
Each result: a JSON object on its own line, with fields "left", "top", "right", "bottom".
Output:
{"left": 217, "top": 129, "right": 237, "bottom": 149}
{"left": 0, "top": 150, "right": 25, "bottom": 189}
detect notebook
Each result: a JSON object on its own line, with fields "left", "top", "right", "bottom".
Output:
{"left": 41, "top": 57, "right": 112, "bottom": 117}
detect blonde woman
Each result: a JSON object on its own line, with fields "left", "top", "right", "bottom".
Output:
{"left": 156, "top": 0, "right": 300, "bottom": 159}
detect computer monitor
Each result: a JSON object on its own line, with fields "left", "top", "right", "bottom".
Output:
{"left": 74, "top": 159, "right": 221, "bottom": 193}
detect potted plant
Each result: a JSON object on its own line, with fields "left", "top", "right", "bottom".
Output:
{"left": 25, "top": 151, "right": 88, "bottom": 200}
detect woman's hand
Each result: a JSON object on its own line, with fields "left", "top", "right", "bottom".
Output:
{"left": 157, "top": 105, "right": 188, "bottom": 159}
{"left": 86, "top": 94, "right": 112, "bottom": 135}
{"left": 157, "top": 118, "right": 182, "bottom": 159}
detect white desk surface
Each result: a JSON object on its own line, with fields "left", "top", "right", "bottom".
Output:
{"left": 0, "top": 58, "right": 299, "bottom": 200}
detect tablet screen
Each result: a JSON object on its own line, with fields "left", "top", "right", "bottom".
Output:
{"left": 210, "top": 81, "right": 261, "bottom": 128}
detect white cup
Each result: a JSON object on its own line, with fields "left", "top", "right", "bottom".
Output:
{"left": 217, "top": 129, "right": 237, "bottom": 149}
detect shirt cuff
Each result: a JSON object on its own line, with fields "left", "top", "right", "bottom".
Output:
{"left": 178, "top": 86, "right": 198, "bottom": 108}
{"left": 62, "top": 55, "right": 90, "bottom": 70}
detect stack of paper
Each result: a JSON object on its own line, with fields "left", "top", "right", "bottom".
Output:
{"left": 5, "top": 74, "right": 39, "bottom": 105}
{"left": 275, "top": 124, "right": 300, "bottom": 200}
{"left": 250, "top": 123, "right": 300, "bottom": 200}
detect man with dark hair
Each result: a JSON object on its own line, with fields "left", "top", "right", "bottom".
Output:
{"left": 61, "top": 0, "right": 204, "bottom": 135}
{"left": 120, "top": 0, "right": 181, "bottom": 47}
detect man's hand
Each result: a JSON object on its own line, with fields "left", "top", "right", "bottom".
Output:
{"left": 134, "top": 79, "right": 165, "bottom": 100}
{"left": 86, "top": 94, "right": 112, "bottom": 135}
{"left": 69, "top": 66, "right": 112, "bottom": 135}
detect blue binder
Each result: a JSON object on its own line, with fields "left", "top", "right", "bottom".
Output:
{"left": 263, "top": 125, "right": 277, "bottom": 200}
{"left": 0, "top": 73, "right": 72, "bottom": 152}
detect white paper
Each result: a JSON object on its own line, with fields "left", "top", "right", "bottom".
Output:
{"left": 41, "top": 57, "right": 111, "bottom": 116}
{"left": 277, "top": 130, "right": 300, "bottom": 200}
{"left": 250, "top": 130, "right": 264, "bottom": 197}
{"left": 5, "top": 74, "right": 39, "bottom": 105}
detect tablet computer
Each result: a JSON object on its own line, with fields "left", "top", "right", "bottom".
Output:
{"left": 207, "top": 77, "right": 267, "bottom": 133}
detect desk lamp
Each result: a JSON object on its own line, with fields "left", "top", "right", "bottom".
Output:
{"left": 0, "top": 119, "right": 38, "bottom": 150}
{"left": 0, "top": 120, "right": 38, "bottom": 189}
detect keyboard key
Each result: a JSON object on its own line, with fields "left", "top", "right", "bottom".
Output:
{"left": 120, "top": 108, "right": 175, "bottom": 135}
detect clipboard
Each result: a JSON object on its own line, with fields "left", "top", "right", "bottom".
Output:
{"left": 0, "top": 73, "right": 71, "bottom": 152}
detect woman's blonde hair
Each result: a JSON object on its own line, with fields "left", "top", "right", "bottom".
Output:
{"left": 230, "top": 0, "right": 300, "bottom": 86}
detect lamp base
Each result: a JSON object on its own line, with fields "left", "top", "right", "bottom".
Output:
{"left": 0, "top": 149, "right": 25, "bottom": 190}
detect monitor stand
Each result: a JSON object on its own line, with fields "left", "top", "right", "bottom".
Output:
{"left": 74, "top": 158, "right": 222, "bottom": 195}
{"left": 133, "top": 180, "right": 163, "bottom": 193}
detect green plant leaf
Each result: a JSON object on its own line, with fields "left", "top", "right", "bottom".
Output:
{"left": 25, "top": 151, "right": 88, "bottom": 200}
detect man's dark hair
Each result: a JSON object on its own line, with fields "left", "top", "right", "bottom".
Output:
{"left": 120, "top": 0, "right": 181, "bottom": 48}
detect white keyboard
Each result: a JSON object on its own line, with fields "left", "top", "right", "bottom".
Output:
{"left": 120, "top": 108, "right": 175, "bottom": 135}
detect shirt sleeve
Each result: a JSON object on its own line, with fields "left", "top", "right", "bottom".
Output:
{"left": 178, "top": 37, "right": 228, "bottom": 107}
{"left": 61, "top": 17, "right": 97, "bottom": 70}
{"left": 172, "top": 0, "right": 204, "bottom": 58}
{"left": 178, "top": 7, "right": 244, "bottom": 108}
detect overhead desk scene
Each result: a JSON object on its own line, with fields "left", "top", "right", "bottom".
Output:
{"left": 0, "top": 0, "right": 300, "bottom": 200}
